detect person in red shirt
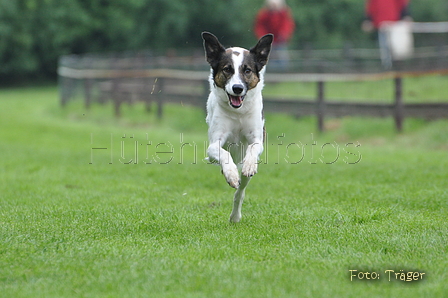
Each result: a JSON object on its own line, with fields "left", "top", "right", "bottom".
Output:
{"left": 363, "top": 0, "right": 411, "bottom": 30}
{"left": 254, "top": 0, "right": 295, "bottom": 70}
{"left": 362, "top": 0, "right": 412, "bottom": 68}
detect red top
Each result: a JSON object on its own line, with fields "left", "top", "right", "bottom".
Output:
{"left": 366, "top": 0, "right": 410, "bottom": 28}
{"left": 254, "top": 8, "right": 295, "bottom": 44}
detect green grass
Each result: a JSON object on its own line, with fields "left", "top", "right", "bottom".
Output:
{"left": 1, "top": 86, "right": 447, "bottom": 297}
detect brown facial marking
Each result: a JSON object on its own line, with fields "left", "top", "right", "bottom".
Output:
{"left": 214, "top": 71, "right": 227, "bottom": 89}
{"left": 242, "top": 67, "right": 260, "bottom": 90}
{"left": 233, "top": 51, "right": 240, "bottom": 56}
{"left": 241, "top": 51, "right": 260, "bottom": 90}
{"left": 213, "top": 50, "right": 234, "bottom": 89}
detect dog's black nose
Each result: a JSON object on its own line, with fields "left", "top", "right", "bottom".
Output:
{"left": 232, "top": 84, "right": 244, "bottom": 95}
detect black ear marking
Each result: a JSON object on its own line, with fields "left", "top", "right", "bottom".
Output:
{"left": 250, "top": 34, "right": 274, "bottom": 70}
{"left": 202, "top": 32, "right": 226, "bottom": 68}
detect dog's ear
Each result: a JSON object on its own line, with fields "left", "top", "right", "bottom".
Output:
{"left": 202, "top": 32, "right": 226, "bottom": 68}
{"left": 250, "top": 34, "right": 274, "bottom": 70}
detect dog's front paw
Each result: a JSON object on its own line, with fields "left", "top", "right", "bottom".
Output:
{"left": 222, "top": 163, "right": 240, "bottom": 189}
{"left": 242, "top": 158, "right": 258, "bottom": 177}
{"left": 229, "top": 211, "right": 242, "bottom": 223}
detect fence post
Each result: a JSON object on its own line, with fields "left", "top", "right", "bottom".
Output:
{"left": 317, "top": 81, "right": 325, "bottom": 132}
{"left": 84, "top": 78, "right": 93, "bottom": 109}
{"left": 112, "top": 78, "right": 121, "bottom": 118}
{"left": 343, "top": 42, "right": 354, "bottom": 69}
{"left": 394, "top": 76, "right": 404, "bottom": 132}
{"left": 60, "top": 77, "right": 71, "bottom": 107}
{"left": 144, "top": 77, "right": 152, "bottom": 113}
{"left": 157, "top": 78, "right": 164, "bottom": 119}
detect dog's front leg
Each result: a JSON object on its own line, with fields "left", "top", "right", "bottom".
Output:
{"left": 207, "top": 141, "right": 240, "bottom": 189}
{"left": 229, "top": 175, "right": 251, "bottom": 223}
{"left": 242, "top": 142, "right": 263, "bottom": 177}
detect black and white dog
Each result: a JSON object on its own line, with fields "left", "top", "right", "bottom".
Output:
{"left": 202, "top": 32, "right": 273, "bottom": 222}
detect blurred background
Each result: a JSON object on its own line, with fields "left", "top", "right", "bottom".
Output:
{"left": 1, "top": 0, "right": 448, "bottom": 83}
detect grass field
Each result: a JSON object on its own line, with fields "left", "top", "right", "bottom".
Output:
{"left": 1, "top": 86, "right": 447, "bottom": 297}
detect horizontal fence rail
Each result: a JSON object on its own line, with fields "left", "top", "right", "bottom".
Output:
{"left": 411, "top": 22, "right": 448, "bottom": 33}
{"left": 58, "top": 48, "right": 448, "bottom": 132}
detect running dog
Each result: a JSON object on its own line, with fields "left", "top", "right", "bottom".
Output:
{"left": 202, "top": 32, "right": 273, "bottom": 222}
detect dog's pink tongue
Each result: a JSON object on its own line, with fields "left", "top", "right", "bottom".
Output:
{"left": 230, "top": 95, "right": 242, "bottom": 107}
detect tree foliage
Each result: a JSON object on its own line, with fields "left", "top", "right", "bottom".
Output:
{"left": 0, "top": 0, "right": 446, "bottom": 81}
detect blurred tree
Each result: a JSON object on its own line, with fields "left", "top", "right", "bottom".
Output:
{"left": 411, "top": 0, "right": 448, "bottom": 22}
{"left": 288, "top": 0, "right": 369, "bottom": 49}
{"left": 0, "top": 0, "right": 446, "bottom": 82}
{"left": 0, "top": 1, "right": 37, "bottom": 78}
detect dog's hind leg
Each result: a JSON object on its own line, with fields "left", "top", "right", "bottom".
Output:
{"left": 229, "top": 175, "right": 251, "bottom": 223}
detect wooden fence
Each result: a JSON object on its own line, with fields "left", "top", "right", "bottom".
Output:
{"left": 58, "top": 65, "right": 448, "bottom": 132}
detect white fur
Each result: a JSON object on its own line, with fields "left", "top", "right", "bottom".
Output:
{"left": 225, "top": 47, "right": 247, "bottom": 96}
{"left": 206, "top": 47, "right": 266, "bottom": 223}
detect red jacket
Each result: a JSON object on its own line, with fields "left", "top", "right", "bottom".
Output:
{"left": 254, "top": 8, "right": 295, "bottom": 44}
{"left": 366, "top": 0, "right": 410, "bottom": 28}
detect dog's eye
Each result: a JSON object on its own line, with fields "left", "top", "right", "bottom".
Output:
{"left": 223, "top": 66, "right": 233, "bottom": 74}
{"left": 244, "top": 68, "right": 252, "bottom": 75}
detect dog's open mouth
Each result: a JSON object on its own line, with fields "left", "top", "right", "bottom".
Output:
{"left": 228, "top": 94, "right": 245, "bottom": 108}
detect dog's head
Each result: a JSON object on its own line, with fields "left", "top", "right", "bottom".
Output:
{"left": 202, "top": 32, "right": 273, "bottom": 109}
